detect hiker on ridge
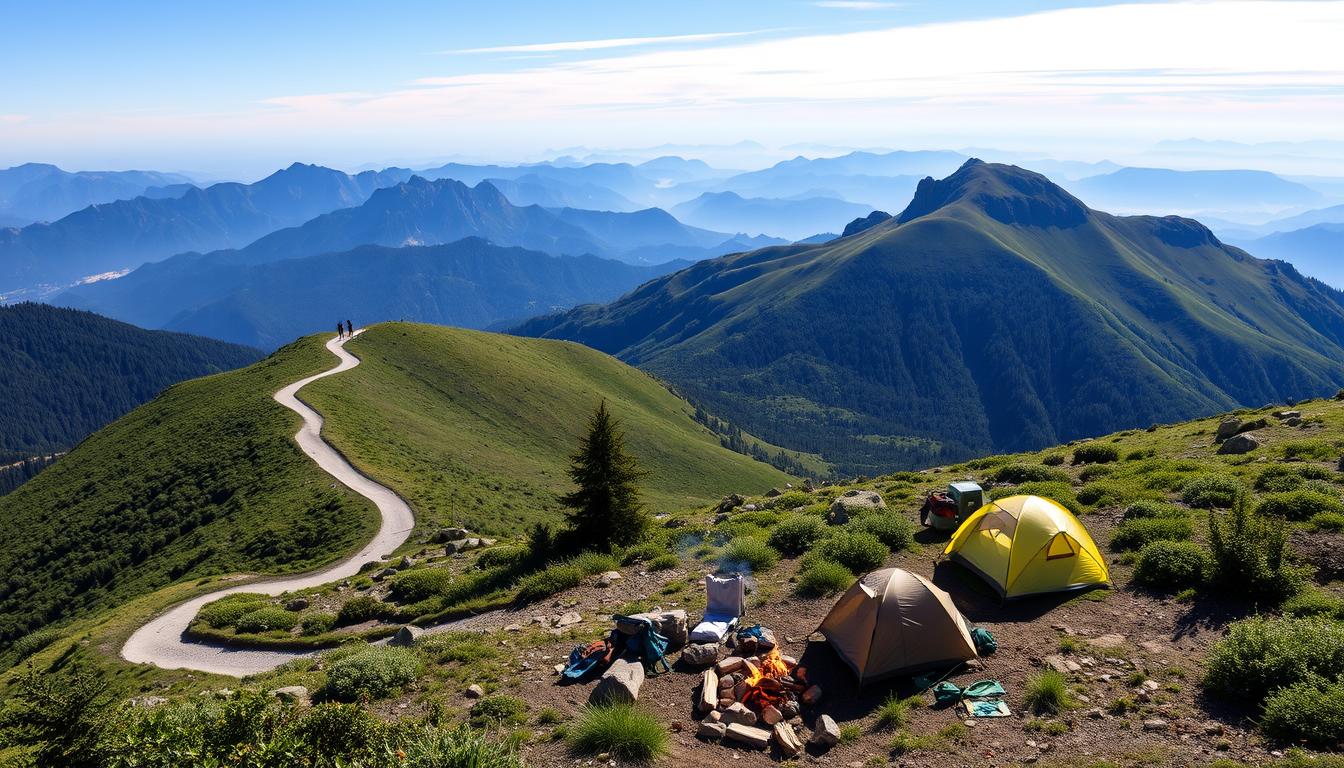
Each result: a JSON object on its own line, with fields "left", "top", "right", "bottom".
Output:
{"left": 346, "top": 319, "right": 353, "bottom": 337}
{"left": 336, "top": 321, "right": 344, "bottom": 339}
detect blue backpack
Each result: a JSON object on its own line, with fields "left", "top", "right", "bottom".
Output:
{"left": 614, "top": 615, "right": 671, "bottom": 675}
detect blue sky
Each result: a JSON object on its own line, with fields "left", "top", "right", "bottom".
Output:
{"left": 3, "top": 1, "right": 1342, "bottom": 177}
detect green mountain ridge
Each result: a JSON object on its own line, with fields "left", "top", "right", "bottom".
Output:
{"left": 516, "top": 160, "right": 1344, "bottom": 475}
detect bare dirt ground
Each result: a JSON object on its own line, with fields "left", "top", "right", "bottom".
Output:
{"left": 394, "top": 509, "right": 1280, "bottom": 768}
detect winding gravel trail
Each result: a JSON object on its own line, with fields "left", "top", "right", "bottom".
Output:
{"left": 121, "top": 330, "right": 416, "bottom": 677}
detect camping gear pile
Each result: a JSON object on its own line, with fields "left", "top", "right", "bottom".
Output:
{"left": 559, "top": 608, "right": 687, "bottom": 704}
{"left": 920, "top": 481, "right": 984, "bottom": 531}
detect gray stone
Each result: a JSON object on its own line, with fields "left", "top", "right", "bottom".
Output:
{"left": 270, "top": 686, "right": 310, "bottom": 705}
{"left": 284, "top": 598, "right": 309, "bottom": 612}
{"left": 444, "top": 539, "right": 470, "bottom": 554}
{"left": 724, "top": 723, "right": 771, "bottom": 749}
{"left": 394, "top": 556, "right": 414, "bottom": 570}
{"left": 828, "top": 489, "right": 885, "bottom": 524}
{"left": 591, "top": 658, "right": 644, "bottom": 704}
{"left": 720, "top": 702, "right": 757, "bottom": 726}
{"left": 697, "top": 721, "right": 727, "bottom": 740}
{"left": 810, "top": 714, "right": 841, "bottom": 747}
{"left": 765, "top": 487, "right": 783, "bottom": 497}
{"left": 435, "top": 527, "right": 469, "bottom": 542}
{"left": 1218, "top": 433, "right": 1261, "bottom": 455}
{"left": 465, "top": 684, "right": 485, "bottom": 698}
{"left": 554, "top": 611, "right": 582, "bottom": 628}
{"left": 389, "top": 625, "right": 424, "bottom": 647}
{"left": 773, "top": 722, "right": 804, "bottom": 757}
{"left": 1273, "top": 410, "right": 1302, "bottom": 420}
{"left": 682, "top": 642, "right": 720, "bottom": 667}
{"left": 597, "top": 570, "right": 623, "bottom": 587}
{"left": 373, "top": 567, "right": 398, "bottom": 581}
{"left": 1143, "top": 718, "right": 1169, "bottom": 732}
{"left": 1215, "top": 417, "right": 1242, "bottom": 442}
{"left": 1092, "top": 633, "right": 1127, "bottom": 649}
{"left": 1043, "top": 654, "right": 1070, "bottom": 674}
{"left": 717, "top": 493, "right": 745, "bottom": 513}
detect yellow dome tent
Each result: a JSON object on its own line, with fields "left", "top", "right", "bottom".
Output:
{"left": 942, "top": 495, "right": 1109, "bottom": 599}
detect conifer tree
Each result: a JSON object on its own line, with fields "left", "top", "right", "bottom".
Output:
{"left": 561, "top": 401, "right": 650, "bottom": 551}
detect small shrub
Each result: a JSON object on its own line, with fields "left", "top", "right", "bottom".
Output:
{"left": 1111, "top": 516, "right": 1192, "bottom": 552}
{"left": 1072, "top": 444, "right": 1119, "bottom": 465}
{"left": 768, "top": 515, "right": 827, "bottom": 556}
{"left": 1261, "top": 679, "right": 1344, "bottom": 747}
{"left": 991, "top": 463, "right": 1068, "bottom": 484}
{"left": 816, "top": 531, "right": 888, "bottom": 574}
{"left": 567, "top": 703, "right": 668, "bottom": 762}
{"left": 515, "top": 564, "right": 583, "bottom": 603}
{"left": 768, "top": 490, "right": 813, "bottom": 510}
{"left": 1041, "top": 454, "right": 1066, "bottom": 466}
{"left": 647, "top": 553, "right": 679, "bottom": 570}
{"left": 1282, "top": 589, "right": 1344, "bottom": 619}
{"left": 418, "top": 631, "right": 499, "bottom": 664}
{"left": 621, "top": 542, "right": 665, "bottom": 565}
{"left": 795, "top": 557, "right": 855, "bottom": 597}
{"left": 1122, "top": 500, "right": 1185, "bottom": 521}
{"left": 1079, "top": 464, "right": 1116, "bottom": 482}
{"left": 300, "top": 612, "right": 337, "bottom": 636}
{"left": 6, "top": 628, "right": 60, "bottom": 663}
{"left": 470, "top": 695, "right": 528, "bottom": 727}
{"left": 388, "top": 568, "right": 455, "bottom": 603}
{"left": 336, "top": 595, "right": 389, "bottom": 626}
{"left": 874, "top": 694, "right": 912, "bottom": 729}
{"left": 197, "top": 594, "right": 268, "bottom": 629}
{"left": 1256, "top": 490, "right": 1344, "bottom": 522}
{"left": 1256, "top": 465, "right": 1310, "bottom": 493}
{"left": 477, "top": 546, "right": 528, "bottom": 570}
{"left": 320, "top": 646, "right": 420, "bottom": 702}
{"left": 1077, "top": 479, "right": 1153, "bottom": 508}
{"left": 851, "top": 514, "right": 915, "bottom": 552}
{"left": 1208, "top": 492, "right": 1304, "bottom": 603}
{"left": 719, "top": 537, "right": 779, "bottom": 572}
{"left": 1182, "top": 474, "right": 1242, "bottom": 509}
{"left": 234, "top": 606, "right": 299, "bottom": 634}
{"left": 1283, "top": 440, "right": 1338, "bottom": 461}
{"left": 1023, "top": 670, "right": 1070, "bottom": 714}
{"left": 535, "top": 707, "right": 564, "bottom": 726}
{"left": 1313, "top": 512, "right": 1344, "bottom": 532}
{"left": 1132, "top": 541, "right": 1210, "bottom": 591}
{"left": 570, "top": 552, "right": 621, "bottom": 575}
{"left": 1203, "top": 616, "right": 1344, "bottom": 702}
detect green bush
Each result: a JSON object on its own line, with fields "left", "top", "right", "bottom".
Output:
{"left": 469, "top": 695, "right": 528, "bottom": 727}
{"left": 1283, "top": 440, "right": 1338, "bottom": 461}
{"left": 1283, "top": 589, "right": 1344, "bottom": 619}
{"left": 1313, "top": 512, "right": 1344, "bottom": 532}
{"left": 476, "top": 545, "right": 529, "bottom": 569}
{"left": 768, "top": 515, "right": 827, "bottom": 556}
{"left": 1023, "top": 670, "right": 1070, "bottom": 714}
{"left": 1110, "top": 516, "right": 1192, "bottom": 552}
{"left": 336, "top": 595, "right": 390, "bottom": 626}
{"left": 570, "top": 551, "right": 622, "bottom": 575}
{"left": 388, "top": 569, "right": 455, "bottom": 603}
{"left": 1078, "top": 464, "right": 1115, "bottom": 482}
{"left": 991, "top": 463, "right": 1069, "bottom": 484}
{"left": 1208, "top": 493, "right": 1304, "bottom": 604}
{"left": 300, "top": 612, "right": 337, "bottom": 636}
{"left": 647, "top": 553, "right": 679, "bottom": 570}
{"left": 768, "top": 490, "right": 813, "bottom": 510}
{"left": 1077, "top": 479, "right": 1153, "bottom": 508}
{"left": 1204, "top": 616, "right": 1344, "bottom": 702}
{"left": 1132, "top": 541, "right": 1209, "bottom": 591}
{"left": 1122, "top": 500, "right": 1185, "bottom": 520}
{"left": 851, "top": 514, "right": 915, "bottom": 552}
{"left": 6, "top": 628, "right": 61, "bottom": 663}
{"left": 719, "top": 537, "right": 779, "bottom": 572}
{"left": 417, "top": 631, "right": 499, "bottom": 664}
{"left": 234, "top": 606, "right": 299, "bottom": 634}
{"left": 1041, "top": 454, "right": 1066, "bottom": 466}
{"left": 1072, "top": 444, "right": 1119, "bottom": 465}
{"left": 515, "top": 564, "right": 583, "bottom": 603}
{"left": 990, "top": 481, "right": 1082, "bottom": 514}
{"left": 1262, "top": 679, "right": 1344, "bottom": 747}
{"left": 1256, "top": 490, "right": 1344, "bottom": 522}
{"left": 320, "top": 646, "right": 421, "bottom": 702}
{"left": 795, "top": 557, "right": 854, "bottom": 597}
{"left": 567, "top": 704, "right": 669, "bottom": 762}
{"left": 1181, "top": 474, "right": 1242, "bottom": 509}
{"left": 197, "top": 593, "right": 268, "bottom": 629}
{"left": 1256, "top": 465, "right": 1311, "bottom": 493}
{"left": 816, "top": 531, "right": 888, "bottom": 574}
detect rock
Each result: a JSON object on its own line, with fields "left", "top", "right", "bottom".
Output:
{"left": 765, "top": 487, "right": 782, "bottom": 497}
{"left": 372, "top": 567, "right": 398, "bottom": 581}
{"left": 682, "top": 642, "right": 720, "bottom": 667}
{"left": 1215, "top": 417, "right": 1242, "bottom": 442}
{"left": 810, "top": 714, "right": 841, "bottom": 748}
{"left": 742, "top": 503, "right": 758, "bottom": 512}
{"left": 465, "top": 684, "right": 485, "bottom": 699}
{"left": 270, "top": 686, "right": 309, "bottom": 705}
{"left": 699, "top": 669, "right": 719, "bottom": 714}
{"left": 716, "top": 656, "right": 746, "bottom": 675}
{"left": 503, "top": 623, "right": 521, "bottom": 632}
{"left": 724, "top": 723, "right": 771, "bottom": 750}
{"left": 389, "top": 625, "right": 424, "bottom": 647}
{"left": 802, "top": 684, "right": 823, "bottom": 705}
{"left": 706, "top": 710, "right": 722, "bottom": 724}
{"left": 828, "top": 489, "right": 885, "bottom": 524}
{"left": 591, "top": 659, "right": 645, "bottom": 704}
{"left": 802, "top": 479, "right": 815, "bottom": 492}
{"left": 479, "top": 538, "right": 497, "bottom": 547}
{"left": 1287, "top": 416, "right": 1303, "bottom": 427}
{"left": 394, "top": 556, "right": 414, "bottom": 570}
{"left": 1218, "top": 433, "right": 1261, "bottom": 455}
{"left": 357, "top": 560, "right": 386, "bottom": 573}
{"left": 717, "top": 493, "right": 746, "bottom": 513}
{"left": 697, "top": 721, "right": 727, "bottom": 740}
{"left": 1274, "top": 410, "right": 1302, "bottom": 420}
{"left": 597, "top": 571, "right": 622, "bottom": 587}
{"left": 631, "top": 609, "right": 688, "bottom": 648}
{"left": 554, "top": 611, "right": 582, "bottom": 628}
{"left": 720, "top": 702, "right": 757, "bottom": 726}
{"left": 444, "top": 539, "right": 471, "bottom": 554}
{"left": 760, "top": 705, "right": 783, "bottom": 726}
{"left": 774, "top": 722, "right": 804, "bottom": 757}
{"left": 1065, "top": 660, "right": 1082, "bottom": 673}
{"left": 435, "top": 527, "right": 469, "bottom": 542}
{"left": 1141, "top": 679, "right": 1161, "bottom": 692}
{"left": 1092, "top": 633, "right": 1127, "bottom": 649}
{"left": 1143, "top": 718, "right": 1169, "bottom": 732}
{"left": 1043, "top": 654, "right": 1070, "bottom": 674}
{"left": 717, "top": 696, "right": 735, "bottom": 709}
{"left": 284, "top": 598, "right": 309, "bottom": 612}
{"left": 1087, "top": 708, "right": 1105, "bottom": 719}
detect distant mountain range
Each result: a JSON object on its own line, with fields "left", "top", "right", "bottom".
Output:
{"left": 1070, "top": 167, "right": 1323, "bottom": 217}
{"left": 62, "top": 239, "right": 689, "bottom": 349}
{"left": 518, "top": 160, "right": 1344, "bottom": 475}
{"left": 0, "top": 163, "right": 411, "bottom": 295}
{"left": 0, "top": 163, "right": 194, "bottom": 225}
{"left": 671, "top": 191, "right": 874, "bottom": 240}
{"left": 1241, "top": 224, "right": 1344, "bottom": 289}
{"left": 0, "top": 302, "right": 260, "bottom": 472}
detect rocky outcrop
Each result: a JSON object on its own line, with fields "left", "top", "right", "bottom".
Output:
{"left": 828, "top": 489, "right": 885, "bottom": 524}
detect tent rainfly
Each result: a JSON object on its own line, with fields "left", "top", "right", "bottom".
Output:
{"left": 818, "top": 567, "right": 978, "bottom": 684}
{"left": 942, "top": 494, "right": 1109, "bottom": 599}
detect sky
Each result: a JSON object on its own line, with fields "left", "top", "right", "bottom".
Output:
{"left": 2, "top": 0, "right": 1343, "bottom": 178}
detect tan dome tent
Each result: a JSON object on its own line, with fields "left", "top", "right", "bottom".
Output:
{"left": 818, "top": 567, "right": 978, "bottom": 685}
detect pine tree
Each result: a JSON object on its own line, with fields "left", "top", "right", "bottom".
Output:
{"left": 560, "top": 401, "right": 650, "bottom": 551}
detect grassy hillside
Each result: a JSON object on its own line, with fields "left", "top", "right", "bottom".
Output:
{"left": 0, "top": 336, "right": 379, "bottom": 646}
{"left": 0, "top": 302, "right": 262, "bottom": 467}
{"left": 518, "top": 160, "right": 1344, "bottom": 476}
{"left": 300, "top": 323, "right": 799, "bottom": 535}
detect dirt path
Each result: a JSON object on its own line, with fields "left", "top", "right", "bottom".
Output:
{"left": 120, "top": 330, "right": 416, "bottom": 677}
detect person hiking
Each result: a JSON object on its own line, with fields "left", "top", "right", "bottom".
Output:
{"left": 336, "top": 321, "right": 344, "bottom": 339}
{"left": 346, "top": 319, "right": 353, "bottom": 337}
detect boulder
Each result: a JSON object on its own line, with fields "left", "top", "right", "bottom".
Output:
{"left": 434, "top": 527, "right": 469, "bottom": 542}
{"left": 372, "top": 567, "right": 398, "bottom": 581}
{"left": 810, "top": 714, "right": 841, "bottom": 747}
{"left": 1274, "top": 410, "right": 1302, "bottom": 420}
{"left": 828, "top": 489, "right": 885, "bottom": 524}
{"left": 1143, "top": 718, "right": 1169, "bottom": 732}
{"left": 697, "top": 721, "right": 727, "bottom": 740}
{"left": 389, "top": 625, "right": 424, "bottom": 648}
{"left": 760, "top": 705, "right": 783, "bottom": 725}
{"left": 802, "top": 479, "right": 815, "bottom": 492}
{"left": 591, "top": 659, "right": 645, "bottom": 704}
{"left": 1215, "top": 417, "right": 1242, "bottom": 442}
{"left": 1218, "top": 433, "right": 1261, "bottom": 455}
{"left": 717, "top": 493, "right": 746, "bottom": 513}
{"left": 724, "top": 723, "right": 771, "bottom": 750}
{"left": 698, "top": 669, "right": 719, "bottom": 713}
{"left": 284, "top": 598, "right": 309, "bottom": 612}
{"left": 270, "top": 686, "right": 310, "bottom": 705}
{"left": 554, "top": 611, "right": 582, "bottom": 628}
{"left": 773, "top": 722, "right": 805, "bottom": 757}
{"left": 765, "top": 487, "right": 782, "bottom": 497}
{"left": 1043, "top": 654, "right": 1070, "bottom": 674}
{"left": 394, "top": 556, "right": 414, "bottom": 570}
{"left": 720, "top": 702, "right": 757, "bottom": 726}
{"left": 630, "top": 609, "right": 688, "bottom": 648}
{"left": 802, "top": 684, "right": 822, "bottom": 705}
{"left": 681, "top": 642, "right": 720, "bottom": 667}
{"left": 465, "top": 684, "right": 485, "bottom": 698}
{"left": 444, "top": 539, "right": 471, "bottom": 554}
{"left": 597, "top": 570, "right": 623, "bottom": 587}
{"left": 716, "top": 656, "right": 746, "bottom": 675}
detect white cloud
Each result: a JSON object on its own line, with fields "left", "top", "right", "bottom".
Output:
{"left": 445, "top": 30, "right": 762, "bottom": 54}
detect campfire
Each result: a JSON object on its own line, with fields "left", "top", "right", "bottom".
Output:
{"left": 739, "top": 647, "right": 807, "bottom": 714}
{"left": 697, "top": 638, "right": 822, "bottom": 755}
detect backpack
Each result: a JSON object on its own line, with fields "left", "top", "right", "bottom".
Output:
{"left": 562, "top": 636, "right": 616, "bottom": 680}
{"left": 971, "top": 627, "right": 998, "bottom": 655}
{"left": 613, "top": 615, "right": 671, "bottom": 676}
